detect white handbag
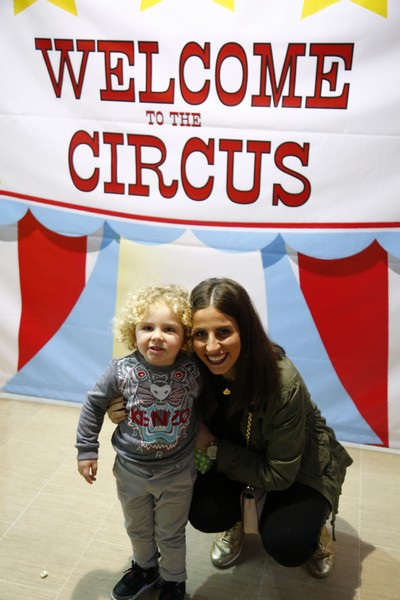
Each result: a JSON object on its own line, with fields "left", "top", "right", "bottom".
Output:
{"left": 241, "top": 484, "right": 266, "bottom": 534}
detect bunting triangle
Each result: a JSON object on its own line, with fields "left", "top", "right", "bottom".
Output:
{"left": 140, "top": 0, "right": 163, "bottom": 10}
{"left": 48, "top": 0, "right": 78, "bottom": 15}
{"left": 351, "top": 0, "right": 387, "bottom": 17}
{"left": 213, "top": 0, "right": 235, "bottom": 10}
{"left": 301, "top": 0, "right": 340, "bottom": 18}
{"left": 14, "top": 0, "right": 36, "bottom": 15}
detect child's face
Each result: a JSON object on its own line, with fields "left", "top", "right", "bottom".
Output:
{"left": 135, "top": 301, "right": 185, "bottom": 367}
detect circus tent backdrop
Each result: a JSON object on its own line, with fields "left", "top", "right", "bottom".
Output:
{"left": 1, "top": 0, "right": 399, "bottom": 449}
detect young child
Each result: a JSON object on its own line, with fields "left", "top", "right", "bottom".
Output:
{"left": 76, "top": 284, "right": 202, "bottom": 600}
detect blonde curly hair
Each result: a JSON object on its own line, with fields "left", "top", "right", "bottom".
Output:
{"left": 114, "top": 284, "right": 193, "bottom": 352}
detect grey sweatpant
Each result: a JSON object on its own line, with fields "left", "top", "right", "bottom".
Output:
{"left": 113, "top": 453, "right": 196, "bottom": 582}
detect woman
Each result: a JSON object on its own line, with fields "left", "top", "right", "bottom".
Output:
{"left": 109, "top": 277, "right": 352, "bottom": 578}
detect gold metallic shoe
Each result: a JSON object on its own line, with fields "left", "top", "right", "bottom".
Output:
{"left": 307, "top": 525, "right": 334, "bottom": 578}
{"left": 210, "top": 521, "right": 244, "bottom": 568}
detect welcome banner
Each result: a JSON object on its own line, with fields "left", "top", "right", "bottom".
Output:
{"left": 1, "top": 0, "right": 399, "bottom": 448}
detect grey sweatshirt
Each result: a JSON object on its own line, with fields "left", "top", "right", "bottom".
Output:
{"left": 76, "top": 350, "right": 202, "bottom": 467}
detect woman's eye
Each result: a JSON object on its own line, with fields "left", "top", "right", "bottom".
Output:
{"left": 217, "top": 328, "right": 231, "bottom": 338}
{"left": 193, "top": 330, "right": 206, "bottom": 340}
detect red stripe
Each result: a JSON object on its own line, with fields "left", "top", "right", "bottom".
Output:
{"left": 18, "top": 211, "right": 87, "bottom": 369}
{"left": 299, "top": 241, "right": 388, "bottom": 446}
{"left": 2, "top": 189, "right": 400, "bottom": 229}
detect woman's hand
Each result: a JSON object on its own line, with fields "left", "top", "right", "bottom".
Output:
{"left": 107, "top": 397, "right": 128, "bottom": 424}
{"left": 195, "top": 421, "right": 217, "bottom": 450}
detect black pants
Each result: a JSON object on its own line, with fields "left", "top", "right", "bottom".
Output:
{"left": 188, "top": 469, "right": 331, "bottom": 567}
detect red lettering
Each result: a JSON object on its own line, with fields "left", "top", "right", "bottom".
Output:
{"left": 130, "top": 409, "right": 144, "bottom": 425}
{"left": 252, "top": 43, "right": 305, "bottom": 108}
{"left": 219, "top": 139, "right": 271, "bottom": 204}
{"left": 98, "top": 41, "right": 135, "bottom": 102}
{"left": 306, "top": 43, "right": 353, "bottom": 109}
{"left": 273, "top": 142, "right": 311, "bottom": 206}
{"left": 180, "top": 408, "right": 190, "bottom": 423}
{"left": 171, "top": 409, "right": 190, "bottom": 425}
{"left": 35, "top": 38, "right": 95, "bottom": 99}
{"left": 127, "top": 134, "right": 178, "bottom": 198}
{"left": 180, "top": 42, "right": 211, "bottom": 105}
{"left": 151, "top": 411, "right": 170, "bottom": 426}
{"left": 68, "top": 130, "right": 311, "bottom": 209}
{"left": 36, "top": 39, "right": 353, "bottom": 111}
{"left": 138, "top": 41, "right": 175, "bottom": 103}
{"left": 103, "top": 132, "right": 125, "bottom": 194}
{"left": 181, "top": 138, "right": 215, "bottom": 200}
{"left": 215, "top": 43, "right": 248, "bottom": 106}
{"left": 69, "top": 130, "right": 99, "bottom": 192}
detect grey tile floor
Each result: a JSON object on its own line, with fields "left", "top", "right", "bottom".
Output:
{"left": 0, "top": 395, "right": 399, "bottom": 599}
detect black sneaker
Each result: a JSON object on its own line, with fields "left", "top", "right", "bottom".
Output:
{"left": 111, "top": 561, "right": 160, "bottom": 600}
{"left": 158, "top": 580, "right": 186, "bottom": 600}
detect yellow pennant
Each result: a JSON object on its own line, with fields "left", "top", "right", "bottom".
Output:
{"left": 213, "top": 0, "right": 235, "bottom": 9}
{"left": 14, "top": 0, "right": 77, "bottom": 14}
{"left": 351, "top": 0, "right": 387, "bottom": 17}
{"left": 14, "top": 0, "right": 36, "bottom": 14}
{"left": 140, "top": 0, "right": 163, "bottom": 9}
{"left": 301, "top": 0, "right": 340, "bottom": 18}
{"left": 140, "top": 0, "right": 234, "bottom": 10}
{"left": 48, "top": 0, "right": 77, "bottom": 15}
{"left": 302, "top": 0, "right": 387, "bottom": 18}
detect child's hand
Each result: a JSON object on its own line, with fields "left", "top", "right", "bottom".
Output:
{"left": 78, "top": 459, "right": 98, "bottom": 484}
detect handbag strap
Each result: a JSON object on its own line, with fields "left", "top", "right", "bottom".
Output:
{"left": 245, "top": 411, "right": 253, "bottom": 448}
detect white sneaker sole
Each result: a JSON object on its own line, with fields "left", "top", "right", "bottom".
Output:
{"left": 210, "top": 544, "right": 243, "bottom": 569}
{"left": 110, "top": 575, "right": 161, "bottom": 600}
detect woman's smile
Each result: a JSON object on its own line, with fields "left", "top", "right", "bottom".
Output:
{"left": 206, "top": 352, "right": 228, "bottom": 365}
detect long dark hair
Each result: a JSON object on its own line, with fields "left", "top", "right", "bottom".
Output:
{"left": 190, "top": 278, "right": 284, "bottom": 415}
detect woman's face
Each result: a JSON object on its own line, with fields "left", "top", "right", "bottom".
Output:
{"left": 192, "top": 306, "right": 241, "bottom": 380}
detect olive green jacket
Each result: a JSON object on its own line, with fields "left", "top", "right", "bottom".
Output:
{"left": 216, "top": 355, "right": 353, "bottom": 525}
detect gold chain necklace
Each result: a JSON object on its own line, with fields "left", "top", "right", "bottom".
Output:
{"left": 245, "top": 411, "right": 253, "bottom": 448}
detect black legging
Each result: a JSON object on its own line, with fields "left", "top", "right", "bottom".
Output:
{"left": 189, "top": 469, "right": 331, "bottom": 567}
